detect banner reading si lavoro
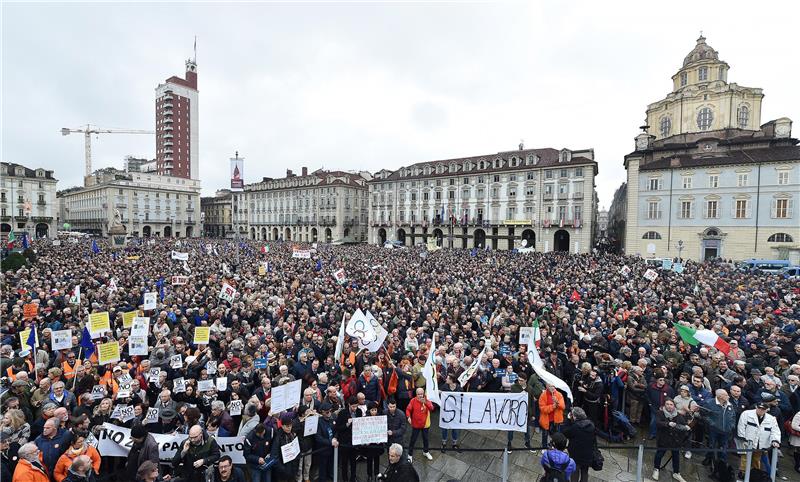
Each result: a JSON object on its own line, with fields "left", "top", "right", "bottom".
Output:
{"left": 98, "top": 423, "right": 246, "bottom": 464}
{"left": 439, "top": 391, "right": 528, "bottom": 432}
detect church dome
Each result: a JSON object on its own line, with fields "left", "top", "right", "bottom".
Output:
{"left": 682, "top": 35, "right": 719, "bottom": 67}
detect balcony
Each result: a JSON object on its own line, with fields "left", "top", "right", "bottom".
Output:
{"left": 37, "top": 200, "right": 46, "bottom": 206}
{"left": 163, "top": 103, "right": 173, "bottom": 109}
{"left": 115, "top": 203, "right": 127, "bottom": 209}
{"left": 163, "top": 141, "right": 173, "bottom": 147}
{"left": 163, "top": 125, "right": 173, "bottom": 132}
{"left": 572, "top": 192, "right": 584, "bottom": 200}
{"left": 163, "top": 94, "right": 174, "bottom": 101}
{"left": 543, "top": 193, "right": 554, "bottom": 201}
{"left": 163, "top": 133, "right": 174, "bottom": 139}
{"left": 164, "top": 117, "right": 174, "bottom": 124}
{"left": 164, "top": 156, "right": 174, "bottom": 161}
{"left": 558, "top": 192, "right": 569, "bottom": 200}
{"left": 185, "top": 206, "right": 194, "bottom": 212}
{"left": 163, "top": 109, "right": 173, "bottom": 116}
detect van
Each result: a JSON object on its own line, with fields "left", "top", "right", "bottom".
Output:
{"left": 739, "top": 259, "right": 791, "bottom": 274}
{"left": 781, "top": 266, "right": 800, "bottom": 279}
{"left": 645, "top": 258, "right": 666, "bottom": 268}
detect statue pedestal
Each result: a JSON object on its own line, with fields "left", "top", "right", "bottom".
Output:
{"left": 108, "top": 225, "right": 127, "bottom": 249}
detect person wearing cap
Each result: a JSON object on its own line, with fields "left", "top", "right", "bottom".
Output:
{"left": 269, "top": 414, "right": 299, "bottom": 482}
{"left": 124, "top": 424, "right": 159, "bottom": 481}
{"left": 736, "top": 400, "right": 781, "bottom": 476}
{"left": 314, "top": 401, "right": 337, "bottom": 482}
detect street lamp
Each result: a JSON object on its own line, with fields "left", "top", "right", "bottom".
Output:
{"left": 675, "top": 240, "right": 684, "bottom": 262}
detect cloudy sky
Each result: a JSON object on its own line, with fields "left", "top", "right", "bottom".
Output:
{"left": 3, "top": 1, "right": 798, "bottom": 207}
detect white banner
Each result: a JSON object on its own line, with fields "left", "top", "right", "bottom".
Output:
{"left": 644, "top": 268, "right": 659, "bottom": 282}
{"left": 352, "top": 415, "right": 388, "bottom": 445}
{"left": 519, "top": 327, "right": 534, "bottom": 346}
{"left": 143, "top": 292, "right": 157, "bottom": 311}
{"left": 131, "top": 317, "right": 150, "bottom": 338}
{"left": 291, "top": 249, "right": 311, "bottom": 259}
{"left": 269, "top": 379, "right": 302, "bottom": 415}
{"left": 97, "top": 423, "right": 245, "bottom": 464}
{"left": 52, "top": 330, "right": 72, "bottom": 351}
{"left": 439, "top": 391, "right": 528, "bottom": 432}
{"left": 171, "top": 251, "right": 189, "bottom": 261}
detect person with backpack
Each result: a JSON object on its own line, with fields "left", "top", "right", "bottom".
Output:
{"left": 540, "top": 433, "right": 576, "bottom": 482}
{"left": 561, "top": 407, "right": 596, "bottom": 482}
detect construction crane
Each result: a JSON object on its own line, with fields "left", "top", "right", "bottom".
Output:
{"left": 61, "top": 124, "right": 155, "bottom": 176}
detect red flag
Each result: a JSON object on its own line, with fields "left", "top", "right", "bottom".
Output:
{"left": 570, "top": 290, "right": 581, "bottom": 302}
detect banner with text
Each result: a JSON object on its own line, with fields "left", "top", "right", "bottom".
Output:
{"left": 439, "top": 391, "right": 528, "bottom": 432}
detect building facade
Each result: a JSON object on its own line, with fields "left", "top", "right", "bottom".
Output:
{"left": 234, "top": 167, "right": 370, "bottom": 243}
{"left": 625, "top": 37, "right": 799, "bottom": 261}
{"left": 155, "top": 59, "right": 198, "bottom": 180}
{"left": 368, "top": 145, "right": 598, "bottom": 253}
{"left": 0, "top": 162, "right": 58, "bottom": 240}
{"left": 58, "top": 171, "right": 202, "bottom": 238}
{"left": 201, "top": 189, "right": 232, "bottom": 238}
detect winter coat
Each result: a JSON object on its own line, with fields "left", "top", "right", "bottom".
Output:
{"left": 702, "top": 398, "right": 736, "bottom": 435}
{"left": 789, "top": 411, "right": 800, "bottom": 448}
{"left": 34, "top": 428, "right": 72, "bottom": 474}
{"left": 53, "top": 445, "right": 101, "bottom": 482}
{"left": 646, "top": 382, "right": 675, "bottom": 410}
{"left": 358, "top": 374, "right": 381, "bottom": 402}
{"left": 405, "top": 397, "right": 433, "bottom": 429}
{"left": 736, "top": 409, "right": 781, "bottom": 450}
{"left": 539, "top": 389, "right": 566, "bottom": 430}
{"left": 540, "top": 449, "right": 576, "bottom": 480}
{"left": 334, "top": 408, "right": 359, "bottom": 445}
{"left": 561, "top": 419, "right": 596, "bottom": 466}
{"left": 314, "top": 416, "right": 336, "bottom": 454}
{"left": 243, "top": 427, "right": 275, "bottom": 466}
{"left": 12, "top": 459, "right": 49, "bottom": 482}
{"left": 124, "top": 434, "right": 159, "bottom": 481}
{"left": 386, "top": 408, "right": 407, "bottom": 444}
{"left": 383, "top": 458, "right": 420, "bottom": 482}
{"left": 270, "top": 429, "right": 299, "bottom": 481}
{"left": 655, "top": 410, "right": 691, "bottom": 448}
{"left": 62, "top": 468, "right": 98, "bottom": 482}
{"left": 171, "top": 432, "right": 221, "bottom": 482}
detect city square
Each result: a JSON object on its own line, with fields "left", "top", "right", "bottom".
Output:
{"left": 1, "top": 2, "right": 799, "bottom": 482}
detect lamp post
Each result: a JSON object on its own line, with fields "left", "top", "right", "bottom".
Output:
{"left": 675, "top": 239, "right": 684, "bottom": 262}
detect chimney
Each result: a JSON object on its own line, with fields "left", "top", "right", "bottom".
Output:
{"left": 286, "top": 169, "right": 293, "bottom": 177}
{"left": 302, "top": 166, "right": 308, "bottom": 176}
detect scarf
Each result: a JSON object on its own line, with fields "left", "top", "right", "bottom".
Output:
{"left": 662, "top": 406, "right": 678, "bottom": 420}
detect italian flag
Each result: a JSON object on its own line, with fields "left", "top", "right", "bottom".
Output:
{"left": 674, "top": 324, "right": 730, "bottom": 355}
{"left": 532, "top": 318, "right": 542, "bottom": 348}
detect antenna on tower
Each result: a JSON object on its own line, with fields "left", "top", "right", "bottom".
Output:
{"left": 193, "top": 35, "right": 197, "bottom": 62}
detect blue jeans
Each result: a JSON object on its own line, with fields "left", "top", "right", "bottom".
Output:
{"left": 649, "top": 410, "right": 658, "bottom": 438}
{"left": 706, "top": 431, "right": 731, "bottom": 461}
{"left": 441, "top": 428, "right": 460, "bottom": 443}
{"left": 249, "top": 465, "right": 272, "bottom": 482}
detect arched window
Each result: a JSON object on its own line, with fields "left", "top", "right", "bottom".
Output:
{"left": 767, "top": 233, "right": 793, "bottom": 243}
{"left": 660, "top": 116, "right": 671, "bottom": 137}
{"left": 642, "top": 231, "right": 662, "bottom": 240}
{"left": 697, "top": 108, "right": 713, "bottom": 130}
{"left": 737, "top": 106, "right": 749, "bottom": 129}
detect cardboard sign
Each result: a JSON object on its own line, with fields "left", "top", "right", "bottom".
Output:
{"left": 206, "top": 360, "right": 217, "bottom": 374}
{"left": 619, "top": 265, "right": 631, "bottom": 277}
{"left": 333, "top": 269, "right": 347, "bottom": 285}
{"left": 122, "top": 311, "right": 137, "bottom": 329}
{"left": 291, "top": 249, "right": 311, "bottom": 259}
{"left": 98, "top": 341, "right": 120, "bottom": 365}
{"left": 51, "top": 329, "right": 73, "bottom": 351}
{"left": 304, "top": 414, "right": 319, "bottom": 437}
{"left": 216, "top": 377, "right": 228, "bottom": 392}
{"left": 89, "top": 312, "right": 111, "bottom": 338}
{"left": 171, "top": 276, "right": 189, "bottom": 286}
{"left": 23, "top": 303, "right": 38, "bottom": 319}
{"left": 149, "top": 368, "right": 161, "bottom": 383}
{"left": 194, "top": 327, "right": 210, "bottom": 345}
{"left": 128, "top": 336, "right": 148, "bottom": 356}
{"left": 269, "top": 379, "right": 302, "bottom": 414}
{"left": 228, "top": 400, "right": 243, "bottom": 416}
{"left": 673, "top": 263, "right": 684, "bottom": 274}
{"left": 91, "top": 385, "right": 106, "bottom": 400}
{"left": 280, "top": 437, "right": 300, "bottom": 463}
{"left": 173, "top": 377, "right": 186, "bottom": 393}
{"left": 144, "top": 407, "right": 159, "bottom": 424}
{"left": 119, "top": 405, "right": 135, "bottom": 423}
{"left": 352, "top": 415, "right": 388, "bottom": 445}
{"left": 519, "top": 327, "right": 534, "bottom": 346}
{"left": 131, "top": 317, "right": 150, "bottom": 338}
{"left": 143, "top": 292, "right": 157, "bottom": 311}
{"left": 258, "top": 264, "right": 266, "bottom": 276}
{"left": 197, "top": 379, "right": 215, "bottom": 393}
{"left": 170, "top": 354, "right": 183, "bottom": 369}
{"left": 116, "top": 383, "right": 132, "bottom": 399}
{"left": 219, "top": 282, "right": 237, "bottom": 303}
{"left": 643, "top": 268, "right": 659, "bottom": 282}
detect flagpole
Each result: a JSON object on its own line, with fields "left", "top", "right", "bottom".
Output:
{"left": 72, "top": 347, "right": 82, "bottom": 391}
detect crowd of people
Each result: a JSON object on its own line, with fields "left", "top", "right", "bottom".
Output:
{"left": 1, "top": 235, "right": 799, "bottom": 482}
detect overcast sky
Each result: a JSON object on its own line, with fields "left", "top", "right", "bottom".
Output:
{"left": 3, "top": 1, "right": 799, "bottom": 208}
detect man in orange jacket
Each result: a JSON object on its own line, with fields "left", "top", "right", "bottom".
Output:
{"left": 538, "top": 382, "right": 566, "bottom": 449}
{"left": 53, "top": 431, "right": 101, "bottom": 482}
{"left": 12, "top": 443, "right": 49, "bottom": 482}
{"left": 405, "top": 388, "right": 434, "bottom": 462}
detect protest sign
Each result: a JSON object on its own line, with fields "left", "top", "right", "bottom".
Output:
{"left": 269, "top": 379, "right": 302, "bottom": 414}
{"left": 128, "top": 336, "right": 148, "bottom": 356}
{"left": 144, "top": 408, "right": 159, "bottom": 424}
{"left": 171, "top": 251, "right": 189, "bottom": 261}
{"left": 643, "top": 268, "right": 659, "bottom": 282}
{"left": 254, "top": 358, "right": 267, "bottom": 369}
{"left": 131, "top": 317, "right": 150, "bottom": 338}
{"left": 119, "top": 405, "right": 135, "bottom": 423}
{"left": 117, "top": 382, "right": 132, "bottom": 399}
{"left": 18, "top": 329, "right": 38, "bottom": 348}
{"left": 171, "top": 276, "right": 189, "bottom": 286}
{"left": 333, "top": 269, "right": 347, "bottom": 285}
{"left": 91, "top": 385, "right": 106, "bottom": 400}
{"left": 519, "top": 327, "right": 535, "bottom": 346}
{"left": 97, "top": 423, "right": 246, "bottom": 464}
{"left": 194, "top": 327, "right": 210, "bottom": 345}
{"left": 89, "top": 312, "right": 111, "bottom": 338}
{"left": 219, "top": 282, "right": 238, "bottom": 303}
{"left": 216, "top": 377, "right": 228, "bottom": 392}
{"left": 291, "top": 249, "right": 311, "bottom": 259}
{"left": 619, "top": 265, "right": 631, "bottom": 277}
{"left": 673, "top": 263, "right": 684, "bottom": 274}
{"left": 170, "top": 355, "right": 183, "bottom": 369}
{"left": 149, "top": 368, "right": 161, "bottom": 383}
{"left": 23, "top": 303, "right": 38, "bottom": 319}
{"left": 304, "top": 414, "right": 319, "bottom": 437}
{"left": 52, "top": 240, "right": 61, "bottom": 246}
{"left": 352, "top": 415, "right": 388, "bottom": 445}
{"left": 280, "top": 438, "right": 300, "bottom": 463}
{"left": 173, "top": 378, "right": 186, "bottom": 393}
{"left": 98, "top": 341, "right": 120, "bottom": 365}
{"left": 143, "top": 292, "right": 157, "bottom": 311}
{"left": 122, "top": 311, "right": 137, "bottom": 329}
{"left": 439, "top": 391, "right": 528, "bottom": 432}
{"left": 206, "top": 360, "right": 217, "bottom": 375}
{"left": 51, "top": 329, "right": 73, "bottom": 351}
{"left": 228, "top": 400, "right": 243, "bottom": 416}
{"left": 109, "top": 405, "right": 126, "bottom": 421}
{"left": 197, "top": 379, "right": 214, "bottom": 392}
{"left": 258, "top": 264, "right": 266, "bottom": 276}
{"left": 662, "top": 259, "right": 673, "bottom": 270}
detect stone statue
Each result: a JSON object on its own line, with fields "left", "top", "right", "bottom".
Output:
{"left": 110, "top": 209, "right": 123, "bottom": 229}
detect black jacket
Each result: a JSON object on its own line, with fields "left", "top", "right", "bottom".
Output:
{"left": 386, "top": 409, "right": 407, "bottom": 445}
{"left": 171, "top": 433, "right": 221, "bottom": 482}
{"left": 270, "top": 428, "right": 299, "bottom": 481}
{"left": 334, "top": 408, "right": 360, "bottom": 445}
{"left": 561, "top": 419, "right": 596, "bottom": 466}
{"left": 383, "top": 459, "right": 420, "bottom": 482}
{"left": 243, "top": 427, "right": 275, "bottom": 465}
{"left": 314, "top": 416, "right": 336, "bottom": 454}
{"left": 125, "top": 433, "right": 160, "bottom": 481}
{"left": 655, "top": 410, "right": 691, "bottom": 448}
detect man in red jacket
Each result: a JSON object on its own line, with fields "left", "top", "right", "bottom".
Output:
{"left": 405, "top": 388, "right": 433, "bottom": 462}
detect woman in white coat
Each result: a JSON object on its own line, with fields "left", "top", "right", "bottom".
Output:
{"left": 790, "top": 410, "right": 800, "bottom": 475}
{"left": 736, "top": 402, "right": 781, "bottom": 475}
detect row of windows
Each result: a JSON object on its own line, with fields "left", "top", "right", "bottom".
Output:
{"left": 647, "top": 171, "right": 791, "bottom": 190}
{"left": 679, "top": 65, "right": 725, "bottom": 87}
{"left": 659, "top": 105, "right": 749, "bottom": 136}
{"left": 373, "top": 168, "right": 585, "bottom": 192}
{"left": 643, "top": 231, "right": 793, "bottom": 243}
{"left": 646, "top": 198, "right": 793, "bottom": 220}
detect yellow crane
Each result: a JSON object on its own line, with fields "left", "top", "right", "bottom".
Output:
{"left": 61, "top": 124, "right": 155, "bottom": 176}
